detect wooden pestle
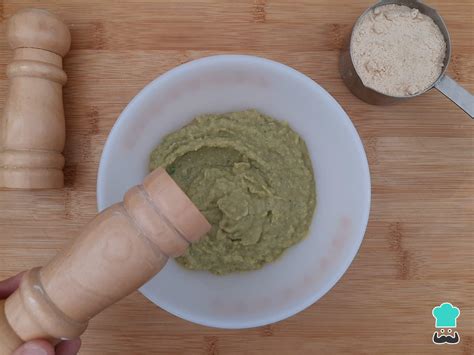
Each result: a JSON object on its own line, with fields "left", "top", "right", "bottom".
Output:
{"left": 0, "top": 168, "right": 211, "bottom": 354}
{"left": 0, "top": 9, "right": 71, "bottom": 189}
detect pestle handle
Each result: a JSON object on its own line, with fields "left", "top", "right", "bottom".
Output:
{"left": 0, "top": 168, "right": 211, "bottom": 354}
{"left": 0, "top": 9, "right": 71, "bottom": 189}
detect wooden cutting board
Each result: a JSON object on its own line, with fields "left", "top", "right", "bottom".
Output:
{"left": 0, "top": 0, "right": 472, "bottom": 354}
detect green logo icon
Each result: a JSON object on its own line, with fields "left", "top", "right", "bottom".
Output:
{"left": 432, "top": 302, "right": 460, "bottom": 328}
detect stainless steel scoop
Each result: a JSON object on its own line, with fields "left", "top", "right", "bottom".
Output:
{"left": 340, "top": 0, "right": 474, "bottom": 118}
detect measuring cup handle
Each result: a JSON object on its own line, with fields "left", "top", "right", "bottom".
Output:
{"left": 435, "top": 75, "right": 474, "bottom": 118}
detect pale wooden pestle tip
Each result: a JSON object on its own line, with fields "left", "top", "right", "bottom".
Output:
{"left": 145, "top": 168, "right": 212, "bottom": 242}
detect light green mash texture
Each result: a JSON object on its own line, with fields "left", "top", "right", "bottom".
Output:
{"left": 150, "top": 110, "right": 316, "bottom": 274}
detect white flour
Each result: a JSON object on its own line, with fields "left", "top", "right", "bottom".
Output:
{"left": 351, "top": 4, "right": 446, "bottom": 97}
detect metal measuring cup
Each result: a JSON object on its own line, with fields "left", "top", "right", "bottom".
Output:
{"left": 340, "top": 0, "right": 474, "bottom": 118}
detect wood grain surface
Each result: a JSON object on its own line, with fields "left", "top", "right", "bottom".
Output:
{"left": 0, "top": 0, "right": 473, "bottom": 354}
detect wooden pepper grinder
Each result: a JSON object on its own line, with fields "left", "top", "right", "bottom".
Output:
{"left": 0, "top": 167, "right": 211, "bottom": 354}
{"left": 0, "top": 9, "right": 71, "bottom": 189}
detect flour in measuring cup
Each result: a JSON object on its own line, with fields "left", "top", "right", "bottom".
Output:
{"left": 351, "top": 4, "right": 446, "bottom": 97}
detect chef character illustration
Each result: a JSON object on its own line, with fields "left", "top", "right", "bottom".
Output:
{"left": 432, "top": 302, "right": 460, "bottom": 345}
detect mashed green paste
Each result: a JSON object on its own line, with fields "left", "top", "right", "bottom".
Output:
{"left": 150, "top": 110, "right": 316, "bottom": 274}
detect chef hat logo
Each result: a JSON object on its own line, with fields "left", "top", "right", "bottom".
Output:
{"left": 432, "top": 303, "right": 460, "bottom": 328}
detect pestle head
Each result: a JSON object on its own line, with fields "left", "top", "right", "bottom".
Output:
{"left": 6, "top": 8, "right": 71, "bottom": 56}
{"left": 143, "top": 168, "right": 212, "bottom": 243}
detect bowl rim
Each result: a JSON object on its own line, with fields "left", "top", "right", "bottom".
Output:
{"left": 97, "top": 54, "right": 371, "bottom": 329}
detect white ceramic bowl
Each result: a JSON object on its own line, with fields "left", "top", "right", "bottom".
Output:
{"left": 97, "top": 55, "right": 371, "bottom": 329}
